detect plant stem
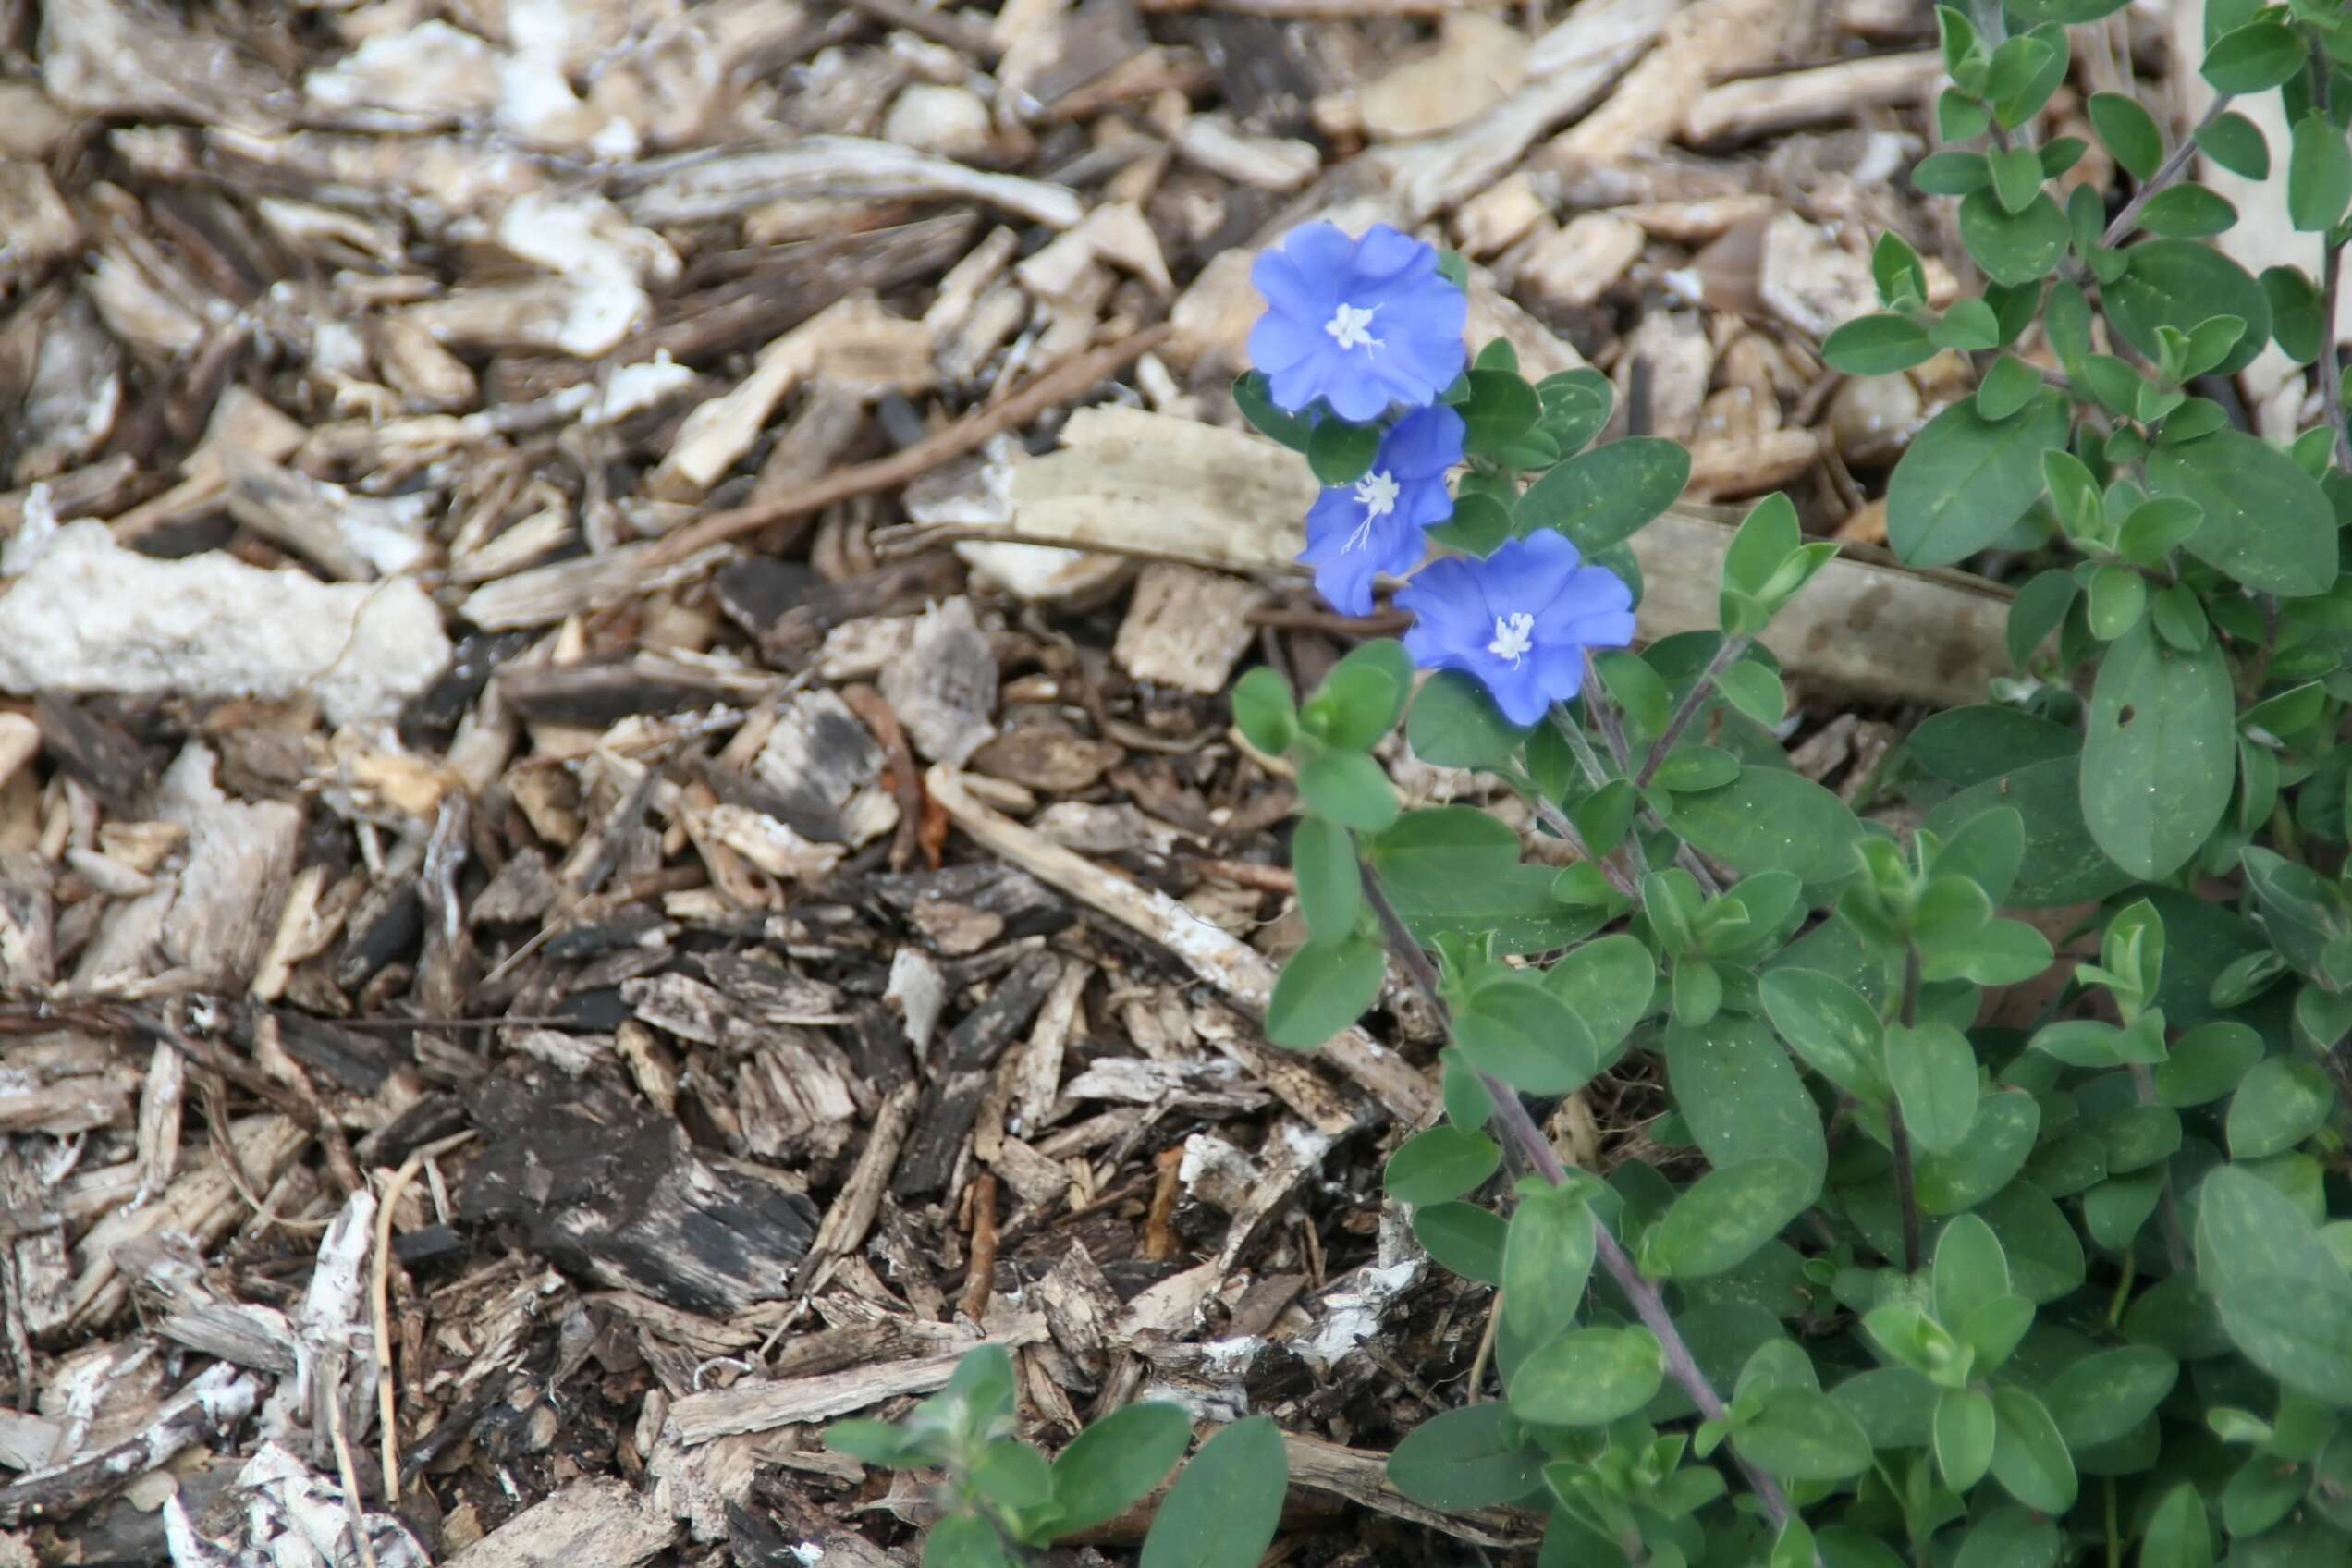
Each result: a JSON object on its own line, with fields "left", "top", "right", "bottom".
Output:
{"left": 2128, "top": 1061, "right": 2192, "bottom": 1273}
{"left": 1529, "top": 791, "right": 1643, "bottom": 900}
{"left": 2099, "top": 95, "right": 2232, "bottom": 251}
{"left": 1358, "top": 871, "right": 1808, "bottom": 1550}
{"left": 1553, "top": 695, "right": 1722, "bottom": 897}
{"left": 2319, "top": 67, "right": 2352, "bottom": 473}
{"left": 1635, "top": 636, "right": 1750, "bottom": 790}
{"left": 1890, "top": 947, "right": 1926, "bottom": 1275}
{"left": 1550, "top": 701, "right": 1652, "bottom": 882}
{"left": 1581, "top": 650, "right": 1636, "bottom": 774}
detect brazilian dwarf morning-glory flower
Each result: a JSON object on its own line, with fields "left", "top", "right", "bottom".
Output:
{"left": 1396, "top": 530, "right": 1636, "bottom": 727}
{"left": 1248, "top": 222, "right": 1468, "bottom": 423}
{"left": 1298, "top": 405, "right": 1465, "bottom": 617}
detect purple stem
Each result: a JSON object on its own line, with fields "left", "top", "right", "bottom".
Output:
{"left": 1635, "top": 635, "right": 1751, "bottom": 790}
{"left": 1358, "top": 873, "right": 1805, "bottom": 1545}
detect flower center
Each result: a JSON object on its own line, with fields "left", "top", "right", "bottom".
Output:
{"left": 1488, "top": 611, "right": 1536, "bottom": 667}
{"left": 1325, "top": 301, "right": 1381, "bottom": 352}
{"left": 1352, "top": 469, "right": 1400, "bottom": 520}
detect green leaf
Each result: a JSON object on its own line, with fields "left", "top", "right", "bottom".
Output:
{"left": 1292, "top": 817, "right": 1360, "bottom": 943}
{"left": 1231, "top": 372, "right": 1315, "bottom": 452}
{"left": 1660, "top": 766, "right": 1863, "bottom": 884}
{"left": 2201, "top": 20, "right": 2308, "bottom": 93}
{"left": 1721, "top": 490, "right": 1800, "bottom": 599}
{"left": 1922, "top": 757, "right": 2131, "bottom": 907}
{"left": 1917, "top": 149, "right": 1993, "bottom": 196}
{"left": 1510, "top": 1327, "right": 1666, "bottom": 1425}
{"left": 1645, "top": 1158, "right": 1819, "bottom": 1278}
{"left": 1386, "top": 1126, "right": 1501, "bottom": 1206}
{"left": 1368, "top": 806, "right": 1519, "bottom": 886}
{"left": 1266, "top": 937, "right": 1384, "bottom": 1048}
{"left": 1907, "top": 704, "right": 2079, "bottom": 787}
{"left": 1929, "top": 804, "right": 2026, "bottom": 907}
{"left": 1989, "top": 145, "right": 2047, "bottom": 214}
{"left": 2045, "top": 1345, "right": 2178, "bottom": 1450}
{"left": 2089, "top": 92, "right": 2162, "bottom": 180}
{"left": 1427, "top": 491, "right": 1513, "bottom": 557}
{"left": 2197, "top": 1164, "right": 2349, "bottom": 1294}
{"left": 1297, "top": 750, "right": 1397, "bottom": 832}
{"left": 2136, "top": 185, "right": 2238, "bottom": 239}
{"left": 2115, "top": 495, "right": 2204, "bottom": 565}
{"left": 1759, "top": 967, "right": 1887, "bottom": 1102}
{"left": 1954, "top": 1508, "right": 2061, "bottom": 1568}
{"left": 1533, "top": 368, "right": 1613, "bottom": 456}
{"left": 2291, "top": 114, "right": 2352, "bottom": 232}
{"left": 975, "top": 1441, "right": 1054, "bottom": 1523}
{"left": 2080, "top": 619, "right": 2236, "bottom": 879}
{"left": 1414, "top": 1201, "right": 1508, "bottom": 1285}
{"left": 2004, "top": 0, "right": 2128, "bottom": 22}
{"left": 1543, "top": 933, "right": 1657, "bottom": 1057}
{"left": 1652, "top": 744, "right": 1742, "bottom": 793}
{"left": 1386, "top": 862, "right": 1605, "bottom": 955}
{"left": 1666, "top": 1014, "right": 1829, "bottom": 1182}
{"left": 1989, "top": 1386, "right": 2077, "bottom": 1513}
{"left": 1935, "top": 298, "right": 2003, "bottom": 352}
{"left": 925, "top": 1513, "right": 1011, "bottom": 1568}
{"left": 1886, "top": 391, "right": 2070, "bottom": 568}
{"left": 2264, "top": 263, "right": 2325, "bottom": 363}
{"left": 2105, "top": 240, "right": 2274, "bottom": 376}
{"left": 1734, "top": 1387, "right": 1876, "bottom": 1482}
{"left": 2140, "top": 1485, "right": 2215, "bottom": 1568}
{"left": 2156, "top": 1021, "right": 2264, "bottom": 1106}
{"left": 2228, "top": 1056, "right": 2338, "bottom": 1158}
{"left": 1461, "top": 370, "right": 1541, "bottom": 458}
{"left": 1231, "top": 667, "right": 1295, "bottom": 755}
{"left": 2198, "top": 110, "right": 2271, "bottom": 178}
{"left": 1714, "top": 660, "right": 1787, "bottom": 728}
{"left": 2005, "top": 568, "right": 2078, "bottom": 669}
{"left": 1975, "top": 353, "right": 2044, "bottom": 421}
{"left": 1406, "top": 670, "right": 1528, "bottom": 767}
{"left": 1935, "top": 1386, "right": 1997, "bottom": 1490}
{"left": 1959, "top": 190, "right": 2069, "bottom": 286}
{"left": 1513, "top": 438, "right": 1692, "bottom": 552}
{"left": 2147, "top": 429, "right": 2336, "bottom": 595}
{"left": 1934, "top": 1213, "right": 2011, "bottom": 1326}
{"left": 1140, "top": 1417, "right": 1287, "bottom": 1568}
{"left": 1915, "top": 1089, "right": 2040, "bottom": 1213}
{"left": 1886, "top": 1022, "right": 1979, "bottom": 1156}
{"left": 2215, "top": 1272, "right": 2352, "bottom": 1405}
{"left": 1456, "top": 978, "right": 1601, "bottom": 1095}
{"left": 1502, "top": 1183, "right": 1596, "bottom": 1349}
{"left": 1823, "top": 313, "right": 1938, "bottom": 374}
{"left": 1306, "top": 640, "right": 1414, "bottom": 750}
{"left": 827, "top": 1418, "right": 935, "bottom": 1469}
{"left": 1049, "top": 1403, "right": 1194, "bottom": 1535}
{"left": 1386, "top": 1404, "right": 1543, "bottom": 1510}
{"left": 1305, "top": 418, "right": 1380, "bottom": 486}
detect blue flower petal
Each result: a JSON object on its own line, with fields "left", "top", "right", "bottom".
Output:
{"left": 1396, "top": 530, "right": 1635, "bottom": 726}
{"left": 1251, "top": 246, "right": 1329, "bottom": 319}
{"left": 1246, "top": 221, "right": 1469, "bottom": 418}
{"left": 1381, "top": 406, "right": 1466, "bottom": 479}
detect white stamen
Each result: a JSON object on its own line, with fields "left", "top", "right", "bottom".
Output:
{"left": 1325, "top": 301, "right": 1381, "bottom": 352}
{"left": 1488, "top": 611, "right": 1536, "bottom": 667}
{"left": 1352, "top": 469, "right": 1400, "bottom": 520}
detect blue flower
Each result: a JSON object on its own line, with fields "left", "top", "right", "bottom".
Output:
{"left": 1248, "top": 222, "right": 1468, "bottom": 422}
{"left": 1298, "top": 405, "right": 1465, "bottom": 616}
{"left": 1396, "top": 530, "right": 1636, "bottom": 727}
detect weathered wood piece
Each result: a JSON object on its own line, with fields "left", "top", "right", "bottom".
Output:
{"left": 459, "top": 1073, "right": 819, "bottom": 1314}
